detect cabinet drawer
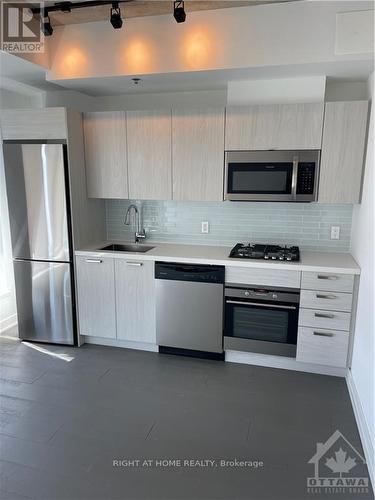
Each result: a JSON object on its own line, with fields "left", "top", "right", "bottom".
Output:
{"left": 299, "top": 308, "right": 350, "bottom": 331}
{"left": 297, "top": 327, "right": 349, "bottom": 367}
{"left": 301, "top": 271, "right": 354, "bottom": 293}
{"left": 300, "top": 290, "right": 353, "bottom": 312}
{"left": 225, "top": 267, "right": 300, "bottom": 288}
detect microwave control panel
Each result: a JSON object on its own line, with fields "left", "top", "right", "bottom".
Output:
{"left": 296, "top": 163, "right": 316, "bottom": 195}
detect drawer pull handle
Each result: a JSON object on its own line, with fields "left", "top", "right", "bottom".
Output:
{"left": 314, "top": 312, "right": 335, "bottom": 319}
{"left": 85, "top": 259, "right": 102, "bottom": 263}
{"left": 317, "top": 275, "right": 338, "bottom": 280}
{"left": 316, "top": 294, "right": 337, "bottom": 299}
{"left": 313, "top": 331, "right": 334, "bottom": 337}
{"left": 126, "top": 262, "right": 143, "bottom": 267}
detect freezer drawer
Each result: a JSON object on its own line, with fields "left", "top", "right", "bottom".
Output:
{"left": 156, "top": 280, "right": 223, "bottom": 353}
{"left": 13, "top": 260, "right": 74, "bottom": 344}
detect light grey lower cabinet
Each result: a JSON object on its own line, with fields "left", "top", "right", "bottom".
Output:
{"left": 115, "top": 259, "right": 156, "bottom": 343}
{"left": 226, "top": 266, "right": 300, "bottom": 288}
{"left": 298, "top": 308, "right": 351, "bottom": 332}
{"left": 297, "top": 271, "right": 354, "bottom": 368}
{"left": 296, "top": 327, "right": 349, "bottom": 368}
{"left": 75, "top": 256, "right": 116, "bottom": 338}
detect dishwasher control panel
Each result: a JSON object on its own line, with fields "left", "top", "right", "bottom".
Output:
{"left": 155, "top": 262, "right": 225, "bottom": 284}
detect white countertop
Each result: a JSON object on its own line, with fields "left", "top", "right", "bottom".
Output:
{"left": 75, "top": 241, "right": 360, "bottom": 275}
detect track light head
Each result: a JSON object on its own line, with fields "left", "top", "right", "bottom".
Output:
{"left": 42, "top": 14, "right": 53, "bottom": 36}
{"left": 174, "top": 0, "right": 186, "bottom": 23}
{"left": 110, "top": 2, "right": 123, "bottom": 29}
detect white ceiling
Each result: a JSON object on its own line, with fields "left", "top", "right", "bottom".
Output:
{"left": 47, "top": 60, "right": 374, "bottom": 96}
{"left": 0, "top": 51, "right": 60, "bottom": 91}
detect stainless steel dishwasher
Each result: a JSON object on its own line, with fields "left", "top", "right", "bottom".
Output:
{"left": 155, "top": 262, "right": 225, "bottom": 359}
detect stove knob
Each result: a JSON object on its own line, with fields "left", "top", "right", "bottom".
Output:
{"left": 286, "top": 256, "right": 292, "bottom": 261}
{"left": 244, "top": 291, "right": 250, "bottom": 297}
{"left": 264, "top": 255, "right": 269, "bottom": 259}
{"left": 279, "top": 256, "right": 284, "bottom": 260}
{"left": 272, "top": 294, "right": 278, "bottom": 299}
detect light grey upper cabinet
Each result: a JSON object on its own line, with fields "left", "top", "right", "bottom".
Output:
{"left": 75, "top": 255, "right": 116, "bottom": 339}
{"left": 115, "top": 259, "right": 156, "bottom": 343}
{"left": 225, "top": 103, "right": 324, "bottom": 150}
{"left": 0, "top": 108, "right": 67, "bottom": 140}
{"left": 318, "top": 101, "right": 369, "bottom": 204}
{"left": 172, "top": 108, "right": 225, "bottom": 201}
{"left": 83, "top": 111, "right": 128, "bottom": 199}
{"left": 127, "top": 110, "right": 172, "bottom": 200}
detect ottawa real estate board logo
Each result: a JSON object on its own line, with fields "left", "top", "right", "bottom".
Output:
{"left": 307, "top": 430, "right": 369, "bottom": 495}
{"left": 1, "top": 2, "right": 44, "bottom": 53}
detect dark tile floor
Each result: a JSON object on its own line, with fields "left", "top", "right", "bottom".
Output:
{"left": 0, "top": 328, "right": 373, "bottom": 500}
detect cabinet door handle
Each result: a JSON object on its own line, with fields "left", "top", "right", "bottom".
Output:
{"left": 313, "top": 331, "right": 334, "bottom": 337}
{"left": 314, "top": 312, "right": 335, "bottom": 319}
{"left": 85, "top": 259, "right": 102, "bottom": 263}
{"left": 317, "top": 275, "right": 338, "bottom": 280}
{"left": 126, "top": 262, "right": 143, "bottom": 267}
{"left": 316, "top": 294, "right": 337, "bottom": 299}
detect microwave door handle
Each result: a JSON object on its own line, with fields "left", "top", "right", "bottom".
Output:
{"left": 226, "top": 300, "right": 297, "bottom": 310}
{"left": 291, "top": 156, "right": 299, "bottom": 201}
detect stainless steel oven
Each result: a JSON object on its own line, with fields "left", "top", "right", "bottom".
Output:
{"left": 224, "top": 286, "right": 300, "bottom": 357}
{"left": 225, "top": 150, "right": 320, "bottom": 202}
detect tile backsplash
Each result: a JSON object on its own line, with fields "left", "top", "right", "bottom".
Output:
{"left": 106, "top": 200, "right": 353, "bottom": 252}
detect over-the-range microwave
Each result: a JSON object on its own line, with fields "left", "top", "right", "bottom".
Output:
{"left": 224, "top": 150, "right": 320, "bottom": 202}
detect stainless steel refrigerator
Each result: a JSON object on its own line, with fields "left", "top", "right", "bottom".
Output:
{"left": 3, "top": 141, "right": 76, "bottom": 345}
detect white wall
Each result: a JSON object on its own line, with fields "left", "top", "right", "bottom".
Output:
{"left": 350, "top": 72, "right": 374, "bottom": 481}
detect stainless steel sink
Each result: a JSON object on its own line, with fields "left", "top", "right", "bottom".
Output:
{"left": 99, "top": 243, "right": 155, "bottom": 253}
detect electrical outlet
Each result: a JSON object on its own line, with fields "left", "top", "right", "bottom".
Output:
{"left": 201, "top": 221, "right": 209, "bottom": 234}
{"left": 331, "top": 226, "right": 340, "bottom": 240}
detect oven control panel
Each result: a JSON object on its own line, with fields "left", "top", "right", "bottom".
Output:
{"left": 225, "top": 287, "right": 300, "bottom": 304}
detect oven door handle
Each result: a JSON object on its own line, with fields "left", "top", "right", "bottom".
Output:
{"left": 226, "top": 300, "right": 297, "bottom": 310}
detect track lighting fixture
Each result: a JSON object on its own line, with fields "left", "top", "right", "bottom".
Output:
{"left": 173, "top": 0, "right": 186, "bottom": 23}
{"left": 42, "top": 13, "right": 53, "bottom": 36}
{"left": 33, "top": 0, "right": 189, "bottom": 37}
{"left": 110, "top": 1, "right": 123, "bottom": 29}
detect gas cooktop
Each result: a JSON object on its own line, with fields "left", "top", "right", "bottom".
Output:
{"left": 229, "top": 243, "right": 300, "bottom": 262}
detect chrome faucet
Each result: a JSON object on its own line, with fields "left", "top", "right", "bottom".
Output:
{"left": 124, "top": 204, "right": 146, "bottom": 243}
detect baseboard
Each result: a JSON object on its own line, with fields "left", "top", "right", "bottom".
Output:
{"left": 225, "top": 350, "right": 347, "bottom": 377}
{"left": 83, "top": 336, "right": 158, "bottom": 352}
{"left": 0, "top": 314, "right": 17, "bottom": 333}
{"left": 346, "top": 369, "right": 374, "bottom": 488}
